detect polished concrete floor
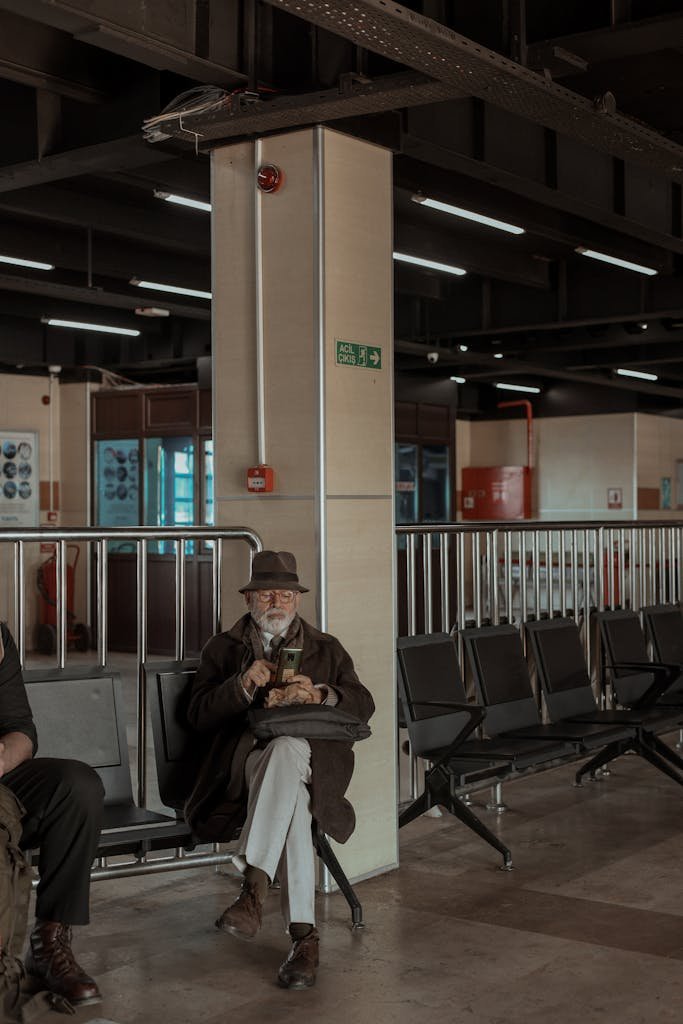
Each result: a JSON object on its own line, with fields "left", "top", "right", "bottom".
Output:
{"left": 32, "top": 747, "right": 683, "bottom": 1024}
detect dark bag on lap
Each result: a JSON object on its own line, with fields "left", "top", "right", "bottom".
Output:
{"left": 248, "top": 705, "right": 371, "bottom": 742}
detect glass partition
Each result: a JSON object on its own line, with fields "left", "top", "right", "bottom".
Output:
{"left": 144, "top": 437, "right": 195, "bottom": 553}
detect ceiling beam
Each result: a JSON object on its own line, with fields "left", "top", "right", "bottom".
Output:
{"left": 394, "top": 219, "right": 550, "bottom": 290}
{"left": 0, "top": 272, "right": 210, "bottom": 320}
{"left": 0, "top": 216, "right": 210, "bottom": 290}
{"left": 400, "top": 132, "right": 683, "bottom": 257}
{"left": 0, "top": 9, "right": 107, "bottom": 103}
{"left": 0, "top": 0, "right": 246, "bottom": 86}
{"left": 394, "top": 156, "right": 675, "bottom": 273}
{"left": 0, "top": 136, "right": 173, "bottom": 193}
{"left": 394, "top": 338, "right": 683, "bottom": 399}
{"left": 527, "top": 13, "right": 683, "bottom": 69}
{"left": 0, "top": 185, "right": 209, "bottom": 254}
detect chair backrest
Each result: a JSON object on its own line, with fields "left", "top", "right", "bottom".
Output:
{"left": 396, "top": 633, "right": 473, "bottom": 756}
{"left": 146, "top": 660, "right": 200, "bottom": 810}
{"left": 461, "top": 624, "right": 541, "bottom": 735}
{"left": 24, "top": 668, "right": 134, "bottom": 806}
{"left": 596, "top": 610, "right": 655, "bottom": 706}
{"left": 524, "top": 618, "right": 599, "bottom": 719}
{"left": 642, "top": 604, "right": 683, "bottom": 694}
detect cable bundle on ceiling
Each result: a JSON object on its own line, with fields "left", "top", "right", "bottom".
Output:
{"left": 142, "top": 86, "right": 229, "bottom": 144}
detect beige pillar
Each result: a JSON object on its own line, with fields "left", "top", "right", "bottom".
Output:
{"left": 211, "top": 127, "right": 397, "bottom": 881}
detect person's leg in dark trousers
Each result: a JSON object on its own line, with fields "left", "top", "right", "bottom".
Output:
{"left": 2, "top": 757, "right": 105, "bottom": 1005}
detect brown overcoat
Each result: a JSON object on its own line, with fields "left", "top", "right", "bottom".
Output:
{"left": 184, "top": 614, "right": 375, "bottom": 844}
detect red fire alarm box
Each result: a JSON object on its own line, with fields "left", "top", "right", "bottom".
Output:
{"left": 247, "top": 465, "right": 275, "bottom": 493}
{"left": 461, "top": 466, "right": 532, "bottom": 520}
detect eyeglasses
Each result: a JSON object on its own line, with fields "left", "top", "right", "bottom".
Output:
{"left": 252, "top": 590, "right": 298, "bottom": 605}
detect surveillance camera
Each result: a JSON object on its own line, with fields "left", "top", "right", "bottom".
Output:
{"left": 427, "top": 351, "right": 439, "bottom": 365}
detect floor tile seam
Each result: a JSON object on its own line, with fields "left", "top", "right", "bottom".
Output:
{"left": 417, "top": 908, "right": 683, "bottom": 961}
{"left": 521, "top": 883, "right": 683, "bottom": 919}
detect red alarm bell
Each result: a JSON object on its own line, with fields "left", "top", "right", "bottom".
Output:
{"left": 256, "top": 164, "right": 283, "bottom": 194}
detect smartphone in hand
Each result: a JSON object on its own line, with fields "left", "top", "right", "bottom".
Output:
{"left": 275, "top": 647, "right": 303, "bottom": 685}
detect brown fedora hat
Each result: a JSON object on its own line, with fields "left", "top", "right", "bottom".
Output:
{"left": 239, "top": 550, "right": 309, "bottom": 593}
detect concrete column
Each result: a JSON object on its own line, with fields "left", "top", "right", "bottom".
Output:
{"left": 211, "top": 127, "right": 397, "bottom": 881}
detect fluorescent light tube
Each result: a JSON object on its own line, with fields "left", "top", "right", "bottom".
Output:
{"left": 154, "top": 190, "right": 211, "bottom": 213}
{"left": 615, "top": 367, "right": 658, "bottom": 381}
{"left": 412, "top": 195, "right": 525, "bottom": 235}
{"left": 494, "top": 382, "right": 541, "bottom": 394}
{"left": 575, "top": 247, "right": 658, "bottom": 276}
{"left": 130, "top": 278, "right": 212, "bottom": 300}
{"left": 450, "top": 376, "right": 466, "bottom": 383}
{"left": 393, "top": 252, "right": 466, "bottom": 277}
{"left": 0, "top": 254, "right": 54, "bottom": 271}
{"left": 41, "top": 318, "right": 141, "bottom": 337}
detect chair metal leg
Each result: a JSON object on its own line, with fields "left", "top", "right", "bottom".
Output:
{"left": 424, "top": 766, "right": 512, "bottom": 869}
{"left": 636, "top": 742, "right": 683, "bottom": 787}
{"left": 314, "top": 827, "right": 364, "bottom": 929}
{"left": 574, "top": 739, "right": 629, "bottom": 786}
{"left": 641, "top": 732, "right": 683, "bottom": 771}
{"left": 440, "top": 788, "right": 512, "bottom": 869}
{"left": 398, "top": 790, "right": 431, "bottom": 829}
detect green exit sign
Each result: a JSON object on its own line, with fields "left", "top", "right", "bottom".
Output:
{"left": 335, "top": 339, "right": 382, "bottom": 370}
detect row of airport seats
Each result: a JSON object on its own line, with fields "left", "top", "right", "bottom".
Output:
{"left": 24, "top": 662, "right": 365, "bottom": 927}
{"left": 397, "top": 605, "right": 683, "bottom": 870}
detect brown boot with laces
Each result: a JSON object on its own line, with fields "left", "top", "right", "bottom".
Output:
{"left": 278, "top": 927, "right": 319, "bottom": 989}
{"left": 25, "top": 920, "right": 102, "bottom": 1006}
{"left": 215, "top": 880, "right": 263, "bottom": 940}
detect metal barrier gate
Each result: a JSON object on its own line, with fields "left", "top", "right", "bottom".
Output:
{"left": 0, "top": 525, "right": 262, "bottom": 880}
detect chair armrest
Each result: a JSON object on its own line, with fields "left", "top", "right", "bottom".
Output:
{"left": 606, "top": 660, "right": 681, "bottom": 709}
{"left": 412, "top": 701, "right": 486, "bottom": 772}
{"left": 411, "top": 700, "right": 478, "bottom": 709}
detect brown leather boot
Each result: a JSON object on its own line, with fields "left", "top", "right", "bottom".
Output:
{"left": 215, "top": 880, "right": 263, "bottom": 940}
{"left": 277, "top": 927, "right": 319, "bottom": 989}
{"left": 25, "top": 920, "right": 102, "bottom": 1006}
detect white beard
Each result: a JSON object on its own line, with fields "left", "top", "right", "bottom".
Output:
{"left": 250, "top": 604, "right": 296, "bottom": 637}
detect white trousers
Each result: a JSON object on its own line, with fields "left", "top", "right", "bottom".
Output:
{"left": 232, "top": 736, "right": 315, "bottom": 928}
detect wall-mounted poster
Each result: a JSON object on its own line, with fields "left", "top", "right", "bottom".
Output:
{"left": 0, "top": 430, "right": 39, "bottom": 527}
{"left": 95, "top": 439, "right": 140, "bottom": 528}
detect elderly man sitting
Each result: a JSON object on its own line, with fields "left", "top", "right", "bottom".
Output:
{"left": 185, "top": 550, "right": 374, "bottom": 989}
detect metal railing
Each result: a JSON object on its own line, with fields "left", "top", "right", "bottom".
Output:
{"left": 396, "top": 520, "right": 683, "bottom": 802}
{"left": 397, "top": 520, "right": 683, "bottom": 636}
{"left": 1, "top": 525, "right": 262, "bottom": 880}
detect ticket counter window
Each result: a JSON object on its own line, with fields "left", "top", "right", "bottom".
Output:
{"left": 144, "top": 437, "right": 195, "bottom": 553}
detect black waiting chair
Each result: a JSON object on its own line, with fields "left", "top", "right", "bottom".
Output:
{"left": 524, "top": 616, "right": 683, "bottom": 787}
{"left": 146, "top": 661, "right": 365, "bottom": 928}
{"left": 641, "top": 604, "right": 683, "bottom": 709}
{"left": 462, "top": 622, "right": 636, "bottom": 776}
{"left": 596, "top": 609, "right": 683, "bottom": 779}
{"left": 25, "top": 667, "right": 193, "bottom": 855}
{"left": 398, "top": 633, "right": 541, "bottom": 870}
